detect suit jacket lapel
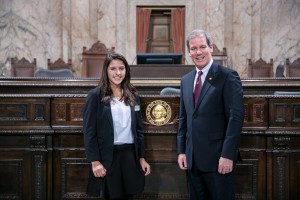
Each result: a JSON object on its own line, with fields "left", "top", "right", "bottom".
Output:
{"left": 104, "top": 103, "right": 113, "bottom": 128}
{"left": 194, "top": 63, "right": 218, "bottom": 111}
{"left": 130, "top": 105, "right": 135, "bottom": 133}
{"left": 188, "top": 70, "right": 197, "bottom": 112}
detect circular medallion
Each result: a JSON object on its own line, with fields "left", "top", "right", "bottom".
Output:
{"left": 146, "top": 100, "right": 172, "bottom": 126}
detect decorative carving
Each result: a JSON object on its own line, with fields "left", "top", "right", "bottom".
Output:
{"left": 47, "top": 58, "right": 73, "bottom": 71}
{"left": 276, "top": 156, "right": 286, "bottom": 200}
{"left": 55, "top": 103, "right": 66, "bottom": 121}
{"left": 16, "top": 57, "right": 33, "bottom": 65}
{"left": 0, "top": 129, "right": 53, "bottom": 134}
{"left": 11, "top": 57, "right": 37, "bottom": 77}
{"left": 274, "top": 136, "right": 290, "bottom": 150}
{"left": 133, "top": 193, "right": 190, "bottom": 199}
{"left": 70, "top": 103, "right": 84, "bottom": 121}
{"left": 293, "top": 105, "right": 300, "bottom": 122}
{"left": 248, "top": 58, "right": 274, "bottom": 77}
{"left": 61, "top": 158, "right": 89, "bottom": 197}
{"left": 0, "top": 104, "right": 27, "bottom": 121}
{"left": 235, "top": 159, "right": 258, "bottom": 199}
{"left": 286, "top": 58, "right": 300, "bottom": 77}
{"left": 34, "top": 155, "right": 43, "bottom": 200}
{"left": 35, "top": 104, "right": 45, "bottom": 121}
{"left": 30, "top": 135, "right": 46, "bottom": 148}
{"left": 253, "top": 104, "right": 264, "bottom": 122}
{"left": 81, "top": 41, "right": 113, "bottom": 78}
{"left": 275, "top": 104, "right": 286, "bottom": 122}
{"left": 244, "top": 104, "right": 248, "bottom": 122}
{"left": 83, "top": 41, "right": 108, "bottom": 53}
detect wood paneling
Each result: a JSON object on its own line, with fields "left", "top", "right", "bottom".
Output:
{"left": 0, "top": 77, "right": 300, "bottom": 199}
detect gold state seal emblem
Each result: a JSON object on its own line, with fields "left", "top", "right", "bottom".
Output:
{"left": 146, "top": 100, "right": 171, "bottom": 126}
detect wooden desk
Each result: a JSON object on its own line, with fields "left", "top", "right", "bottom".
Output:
{"left": 0, "top": 77, "right": 300, "bottom": 199}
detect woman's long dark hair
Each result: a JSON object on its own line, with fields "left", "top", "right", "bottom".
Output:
{"left": 99, "top": 53, "right": 137, "bottom": 106}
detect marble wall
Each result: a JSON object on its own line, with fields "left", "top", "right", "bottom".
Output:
{"left": 0, "top": 0, "right": 299, "bottom": 78}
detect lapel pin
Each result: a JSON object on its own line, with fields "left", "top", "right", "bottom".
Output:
{"left": 209, "top": 77, "right": 212, "bottom": 80}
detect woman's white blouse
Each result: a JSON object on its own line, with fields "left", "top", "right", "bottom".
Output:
{"left": 110, "top": 98, "right": 134, "bottom": 145}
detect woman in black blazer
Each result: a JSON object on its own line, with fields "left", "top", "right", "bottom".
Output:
{"left": 83, "top": 53, "right": 151, "bottom": 200}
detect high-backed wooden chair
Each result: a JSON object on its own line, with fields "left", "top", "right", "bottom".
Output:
{"left": 212, "top": 44, "right": 228, "bottom": 67}
{"left": 248, "top": 58, "right": 274, "bottom": 77}
{"left": 11, "top": 57, "right": 37, "bottom": 77}
{"left": 47, "top": 58, "right": 73, "bottom": 71}
{"left": 81, "top": 41, "right": 115, "bottom": 78}
{"left": 286, "top": 58, "right": 300, "bottom": 77}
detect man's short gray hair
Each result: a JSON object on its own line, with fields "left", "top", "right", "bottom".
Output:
{"left": 186, "top": 29, "right": 213, "bottom": 50}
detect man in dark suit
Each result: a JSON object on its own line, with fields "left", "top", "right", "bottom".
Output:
{"left": 177, "top": 29, "right": 244, "bottom": 200}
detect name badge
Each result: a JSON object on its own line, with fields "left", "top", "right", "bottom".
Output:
{"left": 135, "top": 105, "right": 140, "bottom": 111}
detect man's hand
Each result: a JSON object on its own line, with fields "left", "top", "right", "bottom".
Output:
{"left": 178, "top": 154, "right": 188, "bottom": 170}
{"left": 218, "top": 157, "right": 233, "bottom": 174}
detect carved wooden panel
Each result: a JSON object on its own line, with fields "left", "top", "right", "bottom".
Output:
{"left": 145, "top": 134, "right": 177, "bottom": 163}
{"left": 268, "top": 135, "right": 300, "bottom": 200}
{"left": 51, "top": 98, "right": 84, "bottom": 127}
{"left": 0, "top": 98, "right": 50, "bottom": 127}
{"left": 274, "top": 103, "right": 287, "bottom": 123}
{"left": 253, "top": 104, "right": 264, "bottom": 122}
{"left": 32, "top": 153, "right": 46, "bottom": 199}
{"left": 273, "top": 155, "right": 289, "bottom": 200}
{"left": 52, "top": 134, "right": 90, "bottom": 199}
{"left": 144, "top": 134, "right": 182, "bottom": 198}
{"left": 135, "top": 163, "right": 189, "bottom": 199}
{"left": 0, "top": 158, "right": 23, "bottom": 199}
{"left": 60, "top": 158, "right": 90, "bottom": 198}
{"left": 55, "top": 103, "right": 67, "bottom": 121}
{"left": 269, "top": 99, "right": 300, "bottom": 128}
{"left": 0, "top": 136, "right": 47, "bottom": 200}
{"left": 235, "top": 159, "right": 259, "bottom": 199}
{"left": 237, "top": 135, "right": 266, "bottom": 200}
{"left": 243, "top": 98, "right": 268, "bottom": 129}
{"left": 273, "top": 136, "right": 290, "bottom": 150}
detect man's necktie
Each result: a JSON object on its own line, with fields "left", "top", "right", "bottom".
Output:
{"left": 193, "top": 71, "right": 203, "bottom": 106}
